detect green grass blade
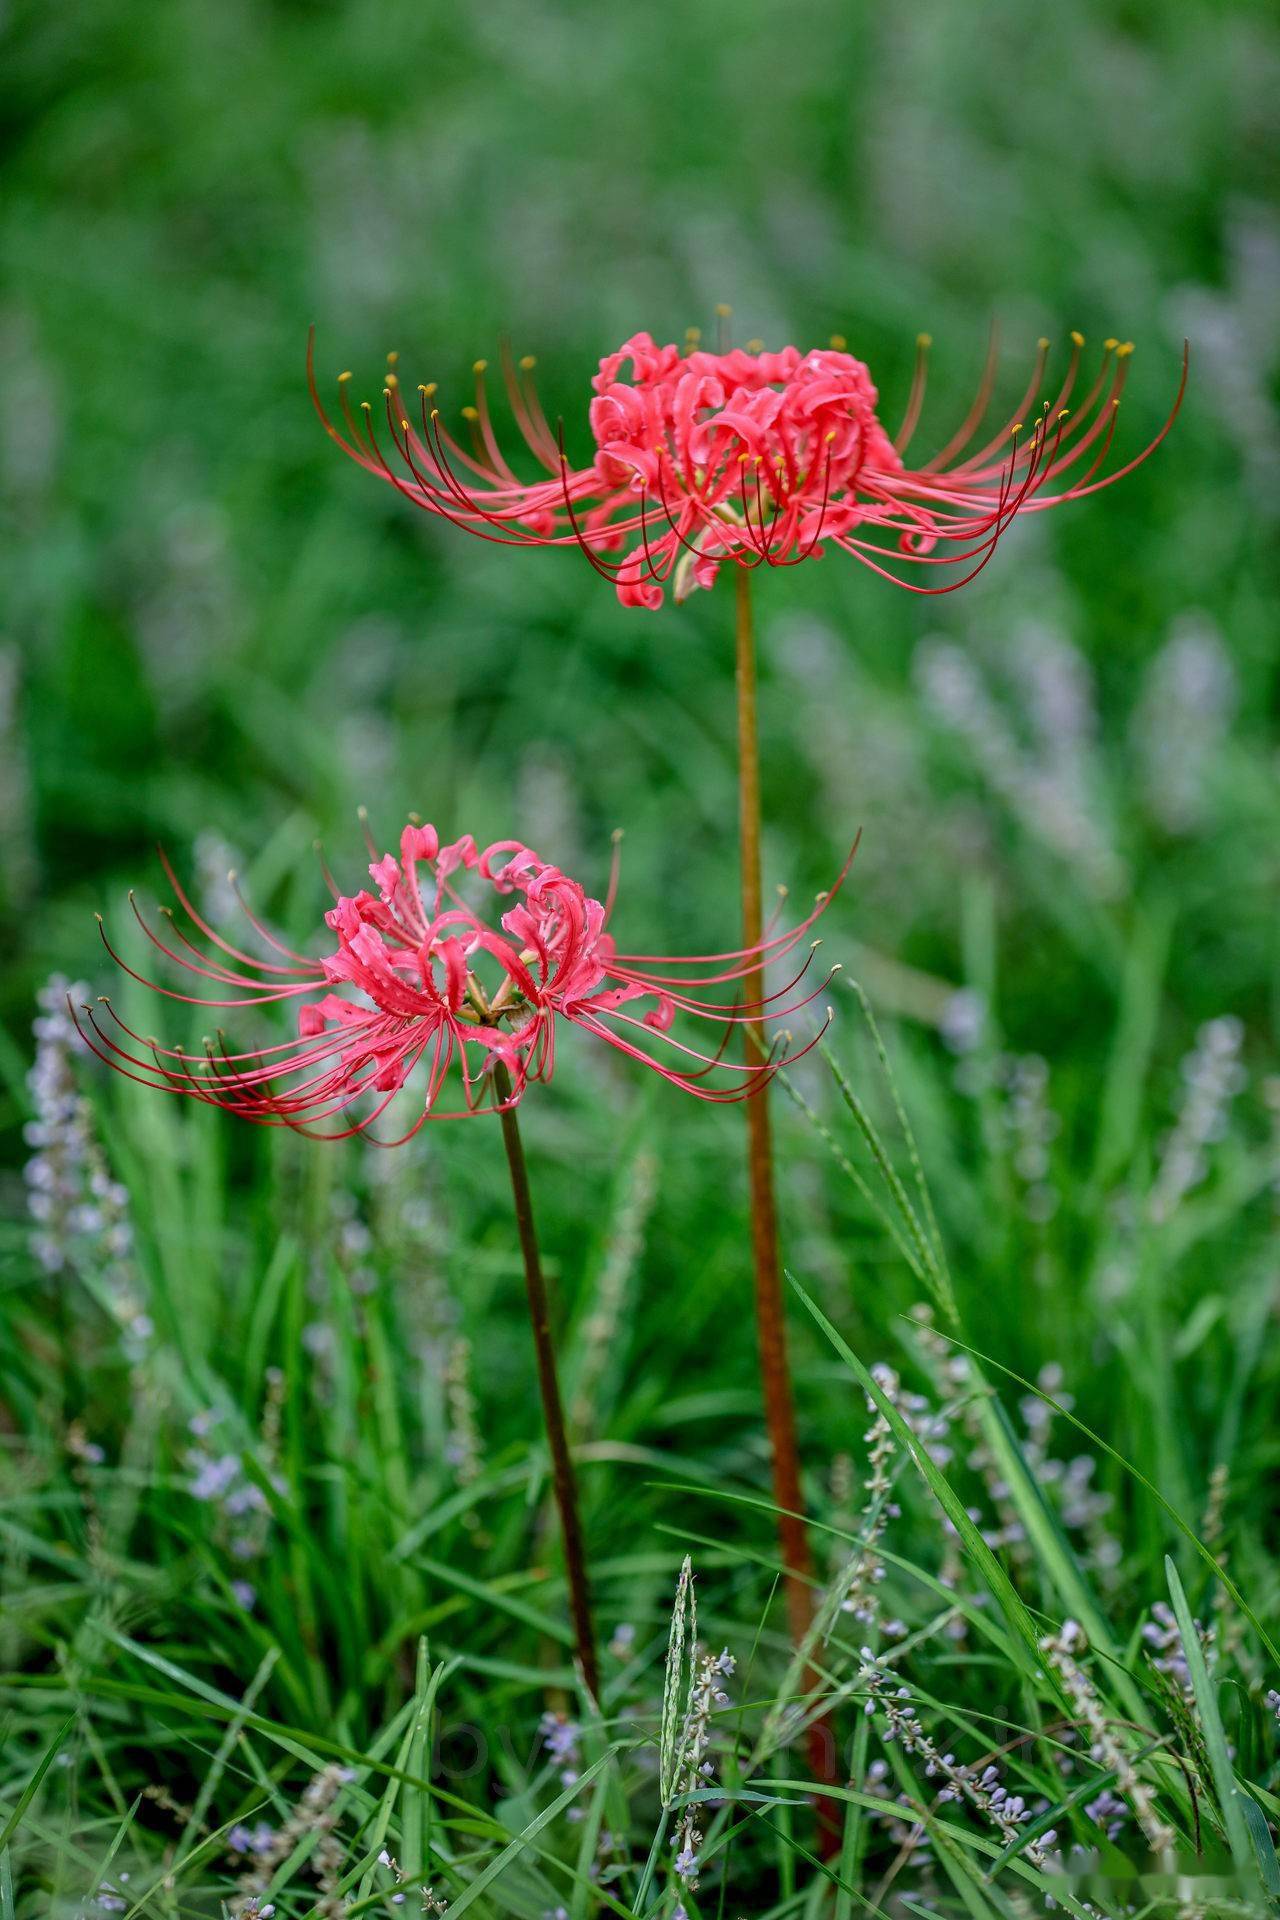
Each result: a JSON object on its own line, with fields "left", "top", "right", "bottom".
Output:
{"left": 0, "top": 1714, "right": 74, "bottom": 1851}
{"left": 931, "top": 1330, "right": 1280, "bottom": 1669}
{"left": 1164, "top": 1557, "right": 1256, "bottom": 1888}
{"left": 400, "top": 1638, "right": 441, "bottom": 1885}
{"left": 788, "top": 1275, "right": 1046, "bottom": 1680}
{"left": 1240, "top": 1793, "right": 1280, "bottom": 1900}
{"left": 969, "top": 1392, "right": 1146, "bottom": 1726}
{"left": 1089, "top": 897, "right": 1173, "bottom": 1190}
{"left": 835, "top": 1711, "right": 870, "bottom": 1920}
{"left": 434, "top": 1746, "right": 623, "bottom": 1919}
{"left": 847, "top": 979, "right": 953, "bottom": 1300}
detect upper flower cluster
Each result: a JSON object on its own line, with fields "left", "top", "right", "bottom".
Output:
{"left": 310, "top": 324, "right": 1186, "bottom": 610}
{"left": 586, "top": 333, "right": 902, "bottom": 605}
{"left": 78, "top": 824, "right": 847, "bottom": 1140}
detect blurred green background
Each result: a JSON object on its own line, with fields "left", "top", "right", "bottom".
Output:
{"left": 1, "top": 1, "right": 1279, "bottom": 1889}
{"left": 2, "top": 0, "right": 1276, "bottom": 1028}
{"left": 2, "top": 0, "right": 1278, "bottom": 1497}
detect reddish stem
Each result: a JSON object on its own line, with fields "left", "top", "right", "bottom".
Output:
{"left": 493, "top": 1062, "right": 600, "bottom": 1701}
{"left": 733, "top": 564, "right": 841, "bottom": 1828}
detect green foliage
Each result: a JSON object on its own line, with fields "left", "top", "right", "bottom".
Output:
{"left": 1, "top": 0, "right": 1278, "bottom": 1911}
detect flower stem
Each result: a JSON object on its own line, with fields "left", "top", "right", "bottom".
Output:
{"left": 733, "top": 564, "right": 839, "bottom": 1812}
{"left": 493, "top": 1062, "right": 600, "bottom": 1702}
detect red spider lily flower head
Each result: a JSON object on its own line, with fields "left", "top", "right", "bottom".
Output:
{"left": 309, "top": 319, "right": 1187, "bottom": 611}
{"left": 77, "top": 823, "right": 853, "bottom": 1143}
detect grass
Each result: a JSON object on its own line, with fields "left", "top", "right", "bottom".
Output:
{"left": 2, "top": 969, "right": 1277, "bottom": 1914}
{"left": 2, "top": 0, "right": 1279, "bottom": 1911}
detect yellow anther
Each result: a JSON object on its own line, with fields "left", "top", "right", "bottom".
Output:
{"left": 917, "top": 332, "right": 932, "bottom": 348}
{"left": 386, "top": 351, "right": 399, "bottom": 366}
{"left": 400, "top": 418, "right": 410, "bottom": 432}
{"left": 461, "top": 404, "right": 479, "bottom": 421}
{"left": 829, "top": 333, "right": 847, "bottom": 350}
{"left": 746, "top": 338, "right": 764, "bottom": 353}
{"left": 361, "top": 400, "right": 372, "bottom": 413}
{"left": 430, "top": 407, "right": 440, "bottom": 419}
{"left": 824, "top": 429, "right": 837, "bottom": 442}
{"left": 1058, "top": 408, "right": 1070, "bottom": 418}
{"left": 685, "top": 326, "right": 702, "bottom": 343}
{"left": 1104, "top": 336, "right": 1119, "bottom": 351}
{"left": 385, "top": 372, "right": 398, "bottom": 388}
{"left": 1070, "top": 330, "right": 1084, "bottom": 347}
{"left": 715, "top": 302, "right": 732, "bottom": 318}
{"left": 419, "top": 381, "right": 437, "bottom": 398}
{"left": 338, "top": 370, "right": 352, "bottom": 383}
{"left": 473, "top": 358, "right": 488, "bottom": 374}
{"left": 1011, "top": 421, "right": 1023, "bottom": 434}
{"left": 1117, "top": 340, "right": 1134, "bottom": 357}
{"left": 519, "top": 354, "right": 537, "bottom": 371}
{"left": 1038, "top": 336, "right": 1050, "bottom": 351}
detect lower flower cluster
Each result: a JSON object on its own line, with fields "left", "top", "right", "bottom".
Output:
{"left": 78, "top": 822, "right": 849, "bottom": 1139}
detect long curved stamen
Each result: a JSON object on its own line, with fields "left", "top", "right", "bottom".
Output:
{"left": 396, "top": 403, "right": 557, "bottom": 550}
{"left": 98, "top": 910, "right": 308, "bottom": 1008}
{"left": 150, "top": 907, "right": 305, "bottom": 994}
{"left": 920, "top": 322, "right": 1001, "bottom": 471}
{"left": 314, "top": 323, "right": 1180, "bottom": 611}
{"left": 940, "top": 335, "right": 1051, "bottom": 479}
{"left": 1036, "top": 341, "right": 1188, "bottom": 505}
{"left": 610, "top": 941, "right": 829, "bottom": 1021}
{"left": 90, "top": 825, "right": 847, "bottom": 1132}
{"left": 893, "top": 332, "right": 932, "bottom": 454}
{"left": 517, "top": 352, "right": 567, "bottom": 470}
{"left": 651, "top": 463, "right": 723, "bottom": 568}
{"left": 466, "top": 359, "right": 523, "bottom": 485}
{"left": 555, "top": 432, "right": 669, "bottom": 588}
{"left": 496, "top": 338, "right": 562, "bottom": 473}
{"left": 954, "top": 338, "right": 1119, "bottom": 484}
{"left": 832, "top": 432, "right": 1036, "bottom": 595}
{"left": 617, "top": 836, "right": 859, "bottom": 972}
{"left": 156, "top": 848, "right": 314, "bottom": 976}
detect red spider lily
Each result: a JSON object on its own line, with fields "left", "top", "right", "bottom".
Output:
{"left": 77, "top": 824, "right": 852, "bottom": 1143}
{"left": 309, "top": 324, "right": 1187, "bottom": 610}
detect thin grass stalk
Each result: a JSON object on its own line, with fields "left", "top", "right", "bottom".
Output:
{"left": 492, "top": 1062, "right": 600, "bottom": 1701}
{"left": 732, "top": 565, "right": 839, "bottom": 1816}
